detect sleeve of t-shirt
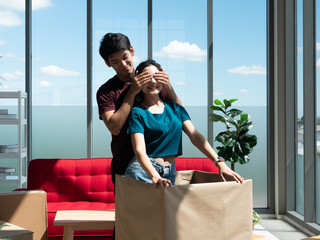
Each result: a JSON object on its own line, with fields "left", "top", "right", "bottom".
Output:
{"left": 128, "top": 108, "right": 145, "bottom": 134}
{"left": 96, "top": 86, "right": 116, "bottom": 120}
{"left": 177, "top": 103, "right": 191, "bottom": 122}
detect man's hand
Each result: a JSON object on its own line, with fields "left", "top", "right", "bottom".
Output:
{"left": 154, "top": 71, "right": 172, "bottom": 91}
{"left": 130, "top": 71, "right": 152, "bottom": 95}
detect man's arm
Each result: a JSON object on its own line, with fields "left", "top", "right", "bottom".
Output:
{"left": 101, "top": 71, "right": 152, "bottom": 136}
{"left": 101, "top": 89, "right": 136, "bottom": 136}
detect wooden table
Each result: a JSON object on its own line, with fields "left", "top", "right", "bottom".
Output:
{"left": 53, "top": 210, "right": 115, "bottom": 240}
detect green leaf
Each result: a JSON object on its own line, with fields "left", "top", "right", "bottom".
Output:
{"left": 228, "top": 108, "right": 242, "bottom": 117}
{"left": 240, "top": 113, "right": 249, "bottom": 122}
{"left": 234, "top": 142, "right": 244, "bottom": 156}
{"left": 225, "top": 117, "right": 238, "bottom": 128}
{"left": 239, "top": 121, "right": 253, "bottom": 131}
{"left": 244, "top": 135, "right": 258, "bottom": 147}
{"left": 239, "top": 129, "right": 250, "bottom": 138}
{"left": 224, "top": 137, "right": 234, "bottom": 146}
{"left": 240, "top": 142, "right": 251, "bottom": 155}
{"left": 209, "top": 113, "right": 224, "bottom": 122}
{"left": 209, "top": 105, "right": 226, "bottom": 114}
{"left": 229, "top": 99, "right": 238, "bottom": 104}
{"left": 223, "top": 99, "right": 232, "bottom": 109}
{"left": 214, "top": 99, "right": 223, "bottom": 106}
{"left": 215, "top": 132, "right": 228, "bottom": 143}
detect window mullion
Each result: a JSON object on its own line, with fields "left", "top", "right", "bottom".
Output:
{"left": 303, "top": 0, "right": 316, "bottom": 223}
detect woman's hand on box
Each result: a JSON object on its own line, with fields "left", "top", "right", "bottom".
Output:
{"left": 153, "top": 177, "right": 172, "bottom": 188}
{"left": 217, "top": 162, "right": 244, "bottom": 183}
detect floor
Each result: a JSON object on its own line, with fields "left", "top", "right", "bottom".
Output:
{"left": 253, "top": 217, "right": 310, "bottom": 240}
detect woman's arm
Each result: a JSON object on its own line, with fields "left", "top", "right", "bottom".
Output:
{"left": 182, "top": 120, "right": 244, "bottom": 183}
{"left": 131, "top": 133, "right": 172, "bottom": 187}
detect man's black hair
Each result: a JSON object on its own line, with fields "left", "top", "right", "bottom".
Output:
{"left": 99, "top": 33, "right": 131, "bottom": 63}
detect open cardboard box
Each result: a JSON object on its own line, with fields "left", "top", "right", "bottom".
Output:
{"left": 0, "top": 220, "right": 33, "bottom": 240}
{"left": 0, "top": 190, "right": 47, "bottom": 240}
{"left": 116, "top": 170, "right": 253, "bottom": 240}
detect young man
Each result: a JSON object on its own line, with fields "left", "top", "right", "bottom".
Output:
{"left": 96, "top": 33, "right": 180, "bottom": 184}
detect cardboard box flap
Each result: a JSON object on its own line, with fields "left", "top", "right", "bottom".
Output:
{"left": 0, "top": 190, "right": 47, "bottom": 240}
{"left": 0, "top": 220, "right": 33, "bottom": 240}
{"left": 175, "top": 170, "right": 239, "bottom": 185}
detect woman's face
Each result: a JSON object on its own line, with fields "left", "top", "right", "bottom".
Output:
{"left": 141, "top": 65, "right": 163, "bottom": 96}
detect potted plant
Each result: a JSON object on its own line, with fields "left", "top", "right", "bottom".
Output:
{"left": 209, "top": 98, "right": 257, "bottom": 171}
{"left": 252, "top": 210, "right": 262, "bottom": 228}
{"left": 210, "top": 98, "right": 259, "bottom": 227}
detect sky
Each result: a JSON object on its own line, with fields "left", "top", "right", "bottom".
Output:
{"left": 0, "top": 0, "right": 318, "bottom": 109}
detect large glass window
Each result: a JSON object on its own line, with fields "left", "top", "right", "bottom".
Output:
{"left": 296, "top": 0, "right": 304, "bottom": 215}
{"left": 32, "top": 0, "right": 87, "bottom": 158}
{"left": 92, "top": 0, "right": 147, "bottom": 157}
{"left": 0, "top": 1, "right": 26, "bottom": 192}
{"left": 153, "top": 0, "right": 207, "bottom": 156}
{"left": 316, "top": 0, "right": 320, "bottom": 224}
{"left": 212, "top": 0, "right": 267, "bottom": 208}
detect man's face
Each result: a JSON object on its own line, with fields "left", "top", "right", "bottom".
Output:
{"left": 106, "top": 46, "right": 134, "bottom": 80}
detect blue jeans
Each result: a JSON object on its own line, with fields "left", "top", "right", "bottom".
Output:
{"left": 124, "top": 157, "right": 176, "bottom": 185}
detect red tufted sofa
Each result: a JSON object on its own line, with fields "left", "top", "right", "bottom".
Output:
{"left": 26, "top": 157, "right": 219, "bottom": 240}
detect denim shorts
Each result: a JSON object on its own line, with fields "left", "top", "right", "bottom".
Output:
{"left": 124, "top": 157, "right": 176, "bottom": 185}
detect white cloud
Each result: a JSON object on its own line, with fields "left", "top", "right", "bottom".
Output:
{"left": 0, "top": 0, "right": 53, "bottom": 11}
{"left": 154, "top": 40, "right": 207, "bottom": 62}
{"left": 0, "top": 84, "right": 10, "bottom": 89}
{"left": 317, "top": 58, "right": 320, "bottom": 68}
{"left": 40, "top": 65, "right": 81, "bottom": 77}
{"left": 14, "top": 71, "right": 23, "bottom": 76}
{"left": 228, "top": 64, "right": 266, "bottom": 75}
{"left": 2, "top": 71, "right": 23, "bottom": 80}
{"left": 175, "top": 81, "right": 187, "bottom": 86}
{"left": 240, "top": 89, "right": 249, "bottom": 93}
{"left": 1, "top": 52, "right": 16, "bottom": 58}
{"left": 0, "top": 40, "right": 5, "bottom": 45}
{"left": 39, "top": 80, "right": 51, "bottom": 87}
{"left": 2, "top": 73, "right": 16, "bottom": 80}
{"left": 214, "top": 92, "right": 223, "bottom": 96}
{"left": 0, "top": 10, "right": 23, "bottom": 26}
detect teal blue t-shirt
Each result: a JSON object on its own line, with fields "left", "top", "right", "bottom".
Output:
{"left": 128, "top": 101, "right": 191, "bottom": 158}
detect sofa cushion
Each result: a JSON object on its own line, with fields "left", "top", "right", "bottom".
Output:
{"left": 176, "top": 157, "right": 219, "bottom": 173}
{"left": 28, "top": 158, "right": 114, "bottom": 203}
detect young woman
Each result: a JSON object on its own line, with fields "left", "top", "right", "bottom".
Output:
{"left": 124, "top": 60, "right": 243, "bottom": 188}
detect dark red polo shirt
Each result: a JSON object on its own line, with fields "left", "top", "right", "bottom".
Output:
{"left": 96, "top": 75, "right": 134, "bottom": 183}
